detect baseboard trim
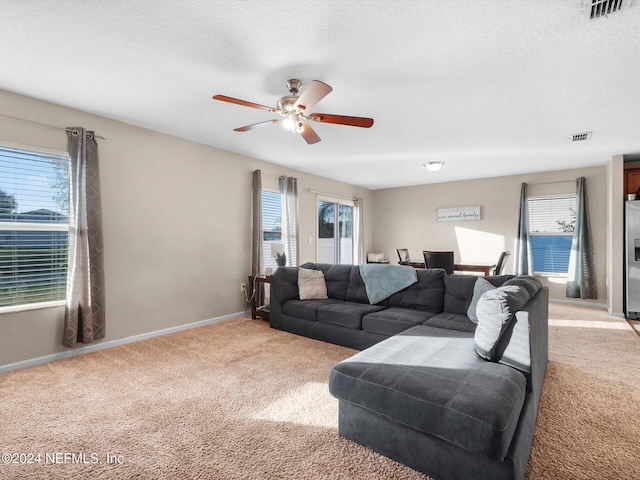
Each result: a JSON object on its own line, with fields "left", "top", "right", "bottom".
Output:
{"left": 0, "top": 311, "right": 245, "bottom": 374}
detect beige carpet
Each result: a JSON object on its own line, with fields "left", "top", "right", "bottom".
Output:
{"left": 0, "top": 303, "right": 639, "bottom": 480}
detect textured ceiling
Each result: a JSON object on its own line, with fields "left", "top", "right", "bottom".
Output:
{"left": 1, "top": 0, "right": 639, "bottom": 189}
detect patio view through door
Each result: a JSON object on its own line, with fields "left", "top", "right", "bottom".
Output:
{"left": 317, "top": 197, "right": 353, "bottom": 264}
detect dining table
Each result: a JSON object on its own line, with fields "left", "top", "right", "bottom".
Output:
{"left": 399, "top": 260, "right": 497, "bottom": 276}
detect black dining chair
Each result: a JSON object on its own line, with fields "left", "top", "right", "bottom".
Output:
{"left": 422, "top": 251, "right": 455, "bottom": 274}
{"left": 493, "top": 251, "right": 511, "bottom": 275}
{"left": 396, "top": 248, "right": 410, "bottom": 263}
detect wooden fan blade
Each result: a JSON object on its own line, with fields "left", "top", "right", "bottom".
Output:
{"left": 294, "top": 80, "right": 333, "bottom": 110}
{"left": 233, "top": 119, "right": 280, "bottom": 132}
{"left": 300, "top": 120, "right": 321, "bottom": 144}
{"left": 213, "top": 94, "right": 276, "bottom": 113}
{"left": 309, "top": 113, "right": 374, "bottom": 128}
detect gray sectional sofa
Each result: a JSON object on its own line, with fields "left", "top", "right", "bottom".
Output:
{"left": 269, "top": 262, "right": 548, "bottom": 480}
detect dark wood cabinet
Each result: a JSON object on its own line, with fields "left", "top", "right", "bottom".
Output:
{"left": 624, "top": 168, "right": 640, "bottom": 196}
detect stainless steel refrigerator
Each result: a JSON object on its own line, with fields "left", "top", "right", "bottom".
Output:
{"left": 625, "top": 200, "right": 640, "bottom": 319}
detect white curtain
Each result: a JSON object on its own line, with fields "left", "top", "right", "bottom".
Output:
{"left": 515, "top": 182, "right": 533, "bottom": 275}
{"left": 279, "top": 176, "right": 299, "bottom": 267}
{"left": 64, "top": 128, "right": 105, "bottom": 348}
{"left": 353, "top": 197, "right": 365, "bottom": 264}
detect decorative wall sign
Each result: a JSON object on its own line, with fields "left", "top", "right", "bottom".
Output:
{"left": 436, "top": 206, "right": 481, "bottom": 222}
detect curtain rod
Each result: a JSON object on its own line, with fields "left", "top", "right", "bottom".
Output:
{"left": 527, "top": 179, "right": 575, "bottom": 186}
{"left": 307, "top": 188, "right": 356, "bottom": 202}
{"left": 0, "top": 113, "right": 106, "bottom": 139}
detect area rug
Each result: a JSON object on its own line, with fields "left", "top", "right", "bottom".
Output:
{"left": 1, "top": 302, "right": 639, "bottom": 479}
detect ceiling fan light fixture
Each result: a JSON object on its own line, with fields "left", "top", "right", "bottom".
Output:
{"left": 282, "top": 113, "right": 304, "bottom": 133}
{"left": 424, "top": 161, "right": 445, "bottom": 172}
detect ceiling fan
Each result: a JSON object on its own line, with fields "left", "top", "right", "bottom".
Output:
{"left": 213, "top": 79, "right": 374, "bottom": 144}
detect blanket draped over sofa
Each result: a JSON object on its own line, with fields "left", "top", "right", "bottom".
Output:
{"left": 269, "top": 263, "right": 548, "bottom": 480}
{"left": 358, "top": 263, "right": 417, "bottom": 303}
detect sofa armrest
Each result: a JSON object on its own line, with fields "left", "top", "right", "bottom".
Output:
{"left": 522, "top": 286, "right": 548, "bottom": 398}
{"left": 493, "top": 286, "right": 548, "bottom": 395}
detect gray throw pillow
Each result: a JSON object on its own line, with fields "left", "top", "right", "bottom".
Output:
{"left": 474, "top": 285, "right": 531, "bottom": 361}
{"left": 467, "top": 277, "right": 496, "bottom": 323}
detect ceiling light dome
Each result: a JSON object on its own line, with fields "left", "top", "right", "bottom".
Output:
{"left": 424, "top": 161, "right": 445, "bottom": 172}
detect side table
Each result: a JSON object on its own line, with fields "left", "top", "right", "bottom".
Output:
{"left": 248, "top": 275, "right": 270, "bottom": 320}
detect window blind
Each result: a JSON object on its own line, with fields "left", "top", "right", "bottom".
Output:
{"left": 528, "top": 195, "right": 576, "bottom": 233}
{"left": 527, "top": 194, "right": 576, "bottom": 274}
{"left": 261, "top": 190, "right": 281, "bottom": 272}
{"left": 0, "top": 146, "right": 70, "bottom": 308}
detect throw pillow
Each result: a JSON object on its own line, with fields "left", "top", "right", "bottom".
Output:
{"left": 474, "top": 285, "right": 531, "bottom": 361}
{"left": 298, "top": 268, "right": 328, "bottom": 300}
{"left": 467, "top": 277, "right": 496, "bottom": 323}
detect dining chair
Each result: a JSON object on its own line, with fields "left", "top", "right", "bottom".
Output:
{"left": 493, "top": 251, "right": 511, "bottom": 275}
{"left": 396, "top": 248, "right": 410, "bottom": 263}
{"left": 422, "top": 251, "right": 455, "bottom": 274}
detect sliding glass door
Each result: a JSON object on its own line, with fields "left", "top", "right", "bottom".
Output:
{"left": 317, "top": 198, "right": 353, "bottom": 264}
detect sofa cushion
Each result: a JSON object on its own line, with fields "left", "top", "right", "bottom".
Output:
{"left": 317, "top": 302, "right": 386, "bottom": 330}
{"left": 300, "top": 263, "right": 352, "bottom": 301}
{"left": 388, "top": 268, "right": 445, "bottom": 311}
{"left": 329, "top": 325, "right": 527, "bottom": 461}
{"left": 443, "top": 274, "right": 478, "bottom": 314}
{"left": 362, "top": 307, "right": 436, "bottom": 336}
{"left": 298, "top": 267, "right": 328, "bottom": 300}
{"left": 467, "top": 277, "right": 496, "bottom": 323}
{"left": 281, "top": 298, "right": 342, "bottom": 321}
{"left": 423, "top": 312, "right": 476, "bottom": 333}
{"left": 474, "top": 285, "right": 532, "bottom": 361}
{"left": 345, "top": 266, "right": 370, "bottom": 304}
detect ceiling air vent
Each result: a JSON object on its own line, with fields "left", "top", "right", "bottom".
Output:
{"left": 584, "top": 0, "right": 630, "bottom": 19}
{"left": 569, "top": 131, "right": 593, "bottom": 142}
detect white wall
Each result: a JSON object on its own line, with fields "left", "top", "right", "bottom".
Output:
{"left": 371, "top": 166, "right": 608, "bottom": 303}
{"left": 0, "top": 89, "right": 373, "bottom": 367}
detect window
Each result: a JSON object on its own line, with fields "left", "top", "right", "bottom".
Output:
{"left": 0, "top": 145, "right": 70, "bottom": 309}
{"left": 262, "top": 190, "right": 281, "bottom": 272}
{"left": 317, "top": 198, "right": 354, "bottom": 264}
{"left": 528, "top": 194, "right": 576, "bottom": 274}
